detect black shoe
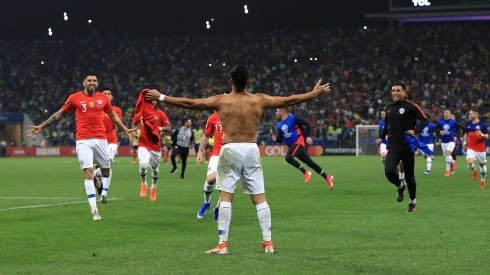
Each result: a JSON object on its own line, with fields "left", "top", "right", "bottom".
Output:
{"left": 180, "top": 174, "right": 184, "bottom": 179}
{"left": 396, "top": 184, "right": 405, "bottom": 202}
{"left": 170, "top": 168, "right": 178, "bottom": 174}
{"left": 408, "top": 203, "right": 416, "bottom": 212}
{"left": 101, "top": 195, "right": 107, "bottom": 203}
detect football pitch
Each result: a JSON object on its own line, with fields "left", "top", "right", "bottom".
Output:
{"left": 0, "top": 155, "right": 488, "bottom": 274}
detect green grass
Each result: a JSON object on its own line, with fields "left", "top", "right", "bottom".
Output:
{"left": 0, "top": 155, "right": 488, "bottom": 274}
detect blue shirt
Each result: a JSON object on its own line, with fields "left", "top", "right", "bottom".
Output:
{"left": 276, "top": 114, "right": 309, "bottom": 147}
{"left": 436, "top": 118, "right": 459, "bottom": 143}
{"left": 418, "top": 121, "right": 435, "bottom": 145}
{"left": 378, "top": 119, "right": 387, "bottom": 145}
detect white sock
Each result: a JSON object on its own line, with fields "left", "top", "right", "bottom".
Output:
{"left": 410, "top": 198, "right": 416, "bottom": 204}
{"left": 204, "top": 181, "right": 214, "bottom": 204}
{"left": 101, "top": 169, "right": 112, "bottom": 197}
{"left": 94, "top": 168, "right": 102, "bottom": 177}
{"left": 151, "top": 166, "right": 159, "bottom": 188}
{"left": 84, "top": 179, "right": 97, "bottom": 208}
{"left": 426, "top": 158, "right": 432, "bottom": 171}
{"left": 217, "top": 201, "right": 232, "bottom": 244}
{"left": 399, "top": 171, "right": 405, "bottom": 181}
{"left": 481, "top": 165, "right": 487, "bottom": 180}
{"left": 256, "top": 202, "right": 272, "bottom": 242}
{"left": 445, "top": 156, "right": 452, "bottom": 170}
{"left": 139, "top": 165, "right": 147, "bottom": 184}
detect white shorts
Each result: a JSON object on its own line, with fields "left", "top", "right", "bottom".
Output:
{"left": 76, "top": 139, "right": 110, "bottom": 170}
{"left": 441, "top": 142, "right": 455, "bottom": 154}
{"left": 466, "top": 149, "right": 487, "bottom": 164}
{"left": 138, "top": 147, "right": 161, "bottom": 168}
{"left": 107, "top": 143, "right": 118, "bottom": 161}
{"left": 419, "top": 144, "right": 434, "bottom": 157}
{"left": 216, "top": 143, "right": 264, "bottom": 195}
{"left": 380, "top": 143, "right": 387, "bottom": 155}
{"left": 207, "top": 155, "right": 219, "bottom": 176}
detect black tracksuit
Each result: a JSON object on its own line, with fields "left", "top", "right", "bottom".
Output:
{"left": 378, "top": 99, "right": 429, "bottom": 200}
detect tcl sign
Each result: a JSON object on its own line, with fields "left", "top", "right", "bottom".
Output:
{"left": 412, "top": 0, "right": 431, "bottom": 6}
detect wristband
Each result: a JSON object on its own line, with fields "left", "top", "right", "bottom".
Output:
{"left": 159, "top": 94, "right": 166, "bottom": 101}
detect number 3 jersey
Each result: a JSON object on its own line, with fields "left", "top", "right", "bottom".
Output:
{"left": 62, "top": 91, "right": 113, "bottom": 140}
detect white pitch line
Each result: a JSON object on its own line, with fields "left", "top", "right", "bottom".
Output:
{"left": 0, "top": 196, "right": 83, "bottom": 200}
{"left": 0, "top": 198, "right": 124, "bottom": 211}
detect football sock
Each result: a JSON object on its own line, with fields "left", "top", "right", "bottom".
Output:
{"left": 217, "top": 201, "right": 232, "bottom": 244}
{"left": 101, "top": 169, "right": 112, "bottom": 197}
{"left": 151, "top": 166, "right": 159, "bottom": 188}
{"left": 468, "top": 163, "right": 475, "bottom": 170}
{"left": 445, "top": 155, "right": 452, "bottom": 170}
{"left": 399, "top": 171, "right": 405, "bottom": 181}
{"left": 426, "top": 157, "right": 432, "bottom": 171}
{"left": 256, "top": 202, "right": 272, "bottom": 242}
{"left": 320, "top": 171, "right": 328, "bottom": 179}
{"left": 481, "top": 165, "right": 487, "bottom": 181}
{"left": 139, "top": 165, "right": 148, "bottom": 184}
{"left": 204, "top": 181, "right": 214, "bottom": 204}
{"left": 410, "top": 198, "right": 416, "bottom": 204}
{"left": 298, "top": 166, "right": 306, "bottom": 174}
{"left": 84, "top": 179, "right": 97, "bottom": 208}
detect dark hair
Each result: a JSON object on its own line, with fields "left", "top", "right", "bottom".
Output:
{"left": 100, "top": 87, "right": 112, "bottom": 92}
{"left": 182, "top": 117, "right": 190, "bottom": 124}
{"left": 84, "top": 73, "right": 98, "bottom": 80}
{"left": 230, "top": 65, "right": 249, "bottom": 91}
{"left": 392, "top": 82, "right": 406, "bottom": 91}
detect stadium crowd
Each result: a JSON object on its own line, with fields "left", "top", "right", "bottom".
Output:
{"left": 0, "top": 22, "right": 488, "bottom": 146}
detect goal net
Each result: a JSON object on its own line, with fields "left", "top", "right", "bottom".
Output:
{"left": 355, "top": 125, "right": 380, "bottom": 157}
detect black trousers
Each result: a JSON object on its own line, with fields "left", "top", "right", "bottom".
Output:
{"left": 384, "top": 145, "right": 416, "bottom": 200}
{"left": 285, "top": 144, "right": 324, "bottom": 174}
{"left": 171, "top": 145, "right": 189, "bottom": 177}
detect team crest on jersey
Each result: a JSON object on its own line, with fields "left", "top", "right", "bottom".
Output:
{"left": 89, "top": 102, "right": 94, "bottom": 108}
{"left": 281, "top": 124, "right": 289, "bottom": 133}
{"left": 476, "top": 125, "right": 480, "bottom": 130}
{"left": 97, "top": 99, "right": 103, "bottom": 105}
{"left": 399, "top": 108, "right": 405, "bottom": 114}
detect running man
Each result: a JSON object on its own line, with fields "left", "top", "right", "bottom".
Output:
{"left": 271, "top": 107, "right": 333, "bottom": 188}
{"left": 435, "top": 109, "right": 460, "bottom": 176}
{"left": 93, "top": 88, "right": 123, "bottom": 203}
{"left": 463, "top": 110, "right": 488, "bottom": 189}
{"left": 417, "top": 118, "right": 436, "bottom": 175}
{"left": 196, "top": 111, "right": 223, "bottom": 220}
{"left": 132, "top": 90, "right": 170, "bottom": 201}
{"left": 26, "top": 73, "right": 134, "bottom": 220}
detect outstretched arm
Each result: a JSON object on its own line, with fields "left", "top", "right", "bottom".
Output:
{"left": 107, "top": 111, "right": 135, "bottom": 141}
{"left": 145, "top": 90, "right": 219, "bottom": 110}
{"left": 260, "top": 80, "right": 330, "bottom": 109}
{"left": 26, "top": 108, "right": 67, "bottom": 138}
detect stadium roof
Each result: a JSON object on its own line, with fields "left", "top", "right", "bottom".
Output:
{"left": 0, "top": 0, "right": 390, "bottom": 39}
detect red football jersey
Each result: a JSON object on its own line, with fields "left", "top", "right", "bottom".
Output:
{"left": 103, "top": 106, "right": 122, "bottom": 144}
{"left": 204, "top": 112, "right": 223, "bottom": 156}
{"left": 138, "top": 109, "right": 170, "bottom": 151}
{"left": 62, "top": 91, "right": 113, "bottom": 140}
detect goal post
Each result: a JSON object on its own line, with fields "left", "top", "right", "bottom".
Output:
{"left": 355, "top": 125, "right": 380, "bottom": 157}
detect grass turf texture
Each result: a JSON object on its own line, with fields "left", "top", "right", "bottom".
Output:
{"left": 0, "top": 156, "right": 488, "bottom": 274}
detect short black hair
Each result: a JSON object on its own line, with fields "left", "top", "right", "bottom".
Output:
{"left": 230, "top": 65, "right": 249, "bottom": 91}
{"left": 100, "top": 87, "right": 112, "bottom": 92}
{"left": 84, "top": 73, "right": 98, "bottom": 80}
{"left": 392, "top": 82, "right": 406, "bottom": 91}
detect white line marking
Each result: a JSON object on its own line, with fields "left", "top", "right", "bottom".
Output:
{"left": 0, "top": 197, "right": 83, "bottom": 200}
{"left": 0, "top": 198, "right": 124, "bottom": 211}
